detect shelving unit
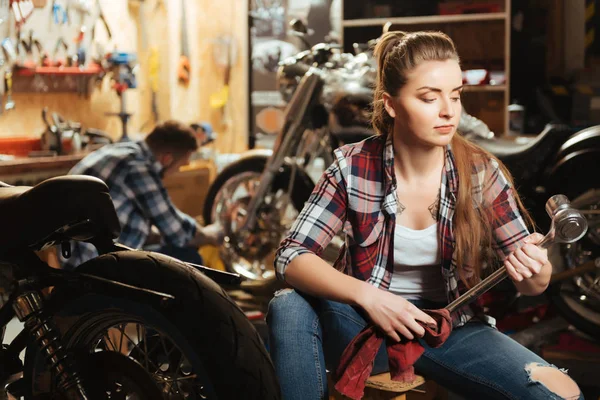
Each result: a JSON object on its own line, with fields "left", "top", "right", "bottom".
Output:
{"left": 341, "top": 0, "right": 511, "bottom": 135}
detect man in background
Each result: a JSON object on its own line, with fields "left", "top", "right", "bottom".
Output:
{"left": 59, "top": 120, "right": 223, "bottom": 269}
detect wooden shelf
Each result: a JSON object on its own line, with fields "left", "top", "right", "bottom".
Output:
{"left": 342, "top": 12, "right": 507, "bottom": 28}
{"left": 14, "top": 64, "right": 103, "bottom": 77}
{"left": 463, "top": 84, "right": 507, "bottom": 92}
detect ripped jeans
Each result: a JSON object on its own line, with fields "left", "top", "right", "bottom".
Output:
{"left": 267, "top": 289, "right": 584, "bottom": 400}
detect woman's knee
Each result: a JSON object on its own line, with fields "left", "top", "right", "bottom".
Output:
{"left": 267, "top": 289, "right": 318, "bottom": 331}
{"left": 525, "top": 363, "right": 582, "bottom": 400}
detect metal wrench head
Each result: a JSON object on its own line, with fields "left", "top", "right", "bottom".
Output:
{"left": 545, "top": 194, "right": 588, "bottom": 244}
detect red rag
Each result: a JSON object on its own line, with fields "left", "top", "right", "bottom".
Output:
{"left": 334, "top": 309, "right": 452, "bottom": 400}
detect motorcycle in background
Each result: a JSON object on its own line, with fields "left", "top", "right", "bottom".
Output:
{"left": 203, "top": 22, "right": 375, "bottom": 283}
{"left": 467, "top": 123, "right": 600, "bottom": 338}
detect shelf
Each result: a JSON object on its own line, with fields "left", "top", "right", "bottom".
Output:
{"left": 462, "top": 84, "right": 506, "bottom": 92}
{"left": 14, "top": 64, "right": 103, "bottom": 77}
{"left": 342, "top": 12, "right": 507, "bottom": 27}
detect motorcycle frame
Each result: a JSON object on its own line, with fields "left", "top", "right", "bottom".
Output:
{"left": 240, "top": 67, "right": 327, "bottom": 232}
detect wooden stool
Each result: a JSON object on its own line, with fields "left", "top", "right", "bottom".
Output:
{"left": 329, "top": 372, "right": 447, "bottom": 400}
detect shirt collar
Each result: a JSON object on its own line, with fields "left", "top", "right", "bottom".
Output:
{"left": 138, "top": 140, "right": 163, "bottom": 175}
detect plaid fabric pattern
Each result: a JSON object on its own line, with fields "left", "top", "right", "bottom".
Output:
{"left": 60, "top": 141, "right": 197, "bottom": 269}
{"left": 275, "top": 134, "right": 529, "bottom": 327}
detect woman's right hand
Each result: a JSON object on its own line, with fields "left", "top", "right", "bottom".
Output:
{"left": 356, "top": 283, "right": 437, "bottom": 342}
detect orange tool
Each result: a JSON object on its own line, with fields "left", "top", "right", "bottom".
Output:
{"left": 177, "top": 0, "right": 190, "bottom": 85}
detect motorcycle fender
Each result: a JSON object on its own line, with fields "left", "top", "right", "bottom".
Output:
{"left": 219, "top": 150, "right": 314, "bottom": 186}
{"left": 234, "top": 148, "right": 273, "bottom": 161}
{"left": 554, "top": 125, "right": 600, "bottom": 161}
{"left": 549, "top": 148, "right": 600, "bottom": 177}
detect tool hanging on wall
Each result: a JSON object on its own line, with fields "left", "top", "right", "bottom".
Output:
{"left": 209, "top": 35, "right": 237, "bottom": 130}
{"left": 148, "top": 46, "right": 159, "bottom": 121}
{"left": 11, "top": 0, "right": 34, "bottom": 27}
{"left": 90, "top": 0, "right": 111, "bottom": 41}
{"left": 177, "top": 0, "right": 190, "bottom": 85}
{"left": 69, "top": 0, "right": 92, "bottom": 29}
{"left": 4, "top": 70, "right": 14, "bottom": 110}
{"left": 51, "top": 0, "right": 68, "bottom": 25}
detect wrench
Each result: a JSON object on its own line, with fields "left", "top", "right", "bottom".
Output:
{"left": 446, "top": 194, "right": 588, "bottom": 313}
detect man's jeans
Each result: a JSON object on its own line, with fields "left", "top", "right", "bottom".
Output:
{"left": 267, "top": 289, "right": 584, "bottom": 400}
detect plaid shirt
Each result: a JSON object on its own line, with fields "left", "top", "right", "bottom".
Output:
{"left": 275, "top": 134, "right": 530, "bottom": 327}
{"left": 60, "top": 141, "right": 197, "bottom": 269}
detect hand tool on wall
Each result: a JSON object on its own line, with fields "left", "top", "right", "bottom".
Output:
{"left": 51, "top": 0, "right": 68, "bottom": 25}
{"left": 209, "top": 35, "right": 237, "bottom": 130}
{"left": 12, "top": 0, "right": 34, "bottom": 26}
{"left": 4, "top": 70, "right": 14, "bottom": 110}
{"left": 90, "top": 0, "right": 111, "bottom": 41}
{"left": 17, "top": 29, "right": 43, "bottom": 66}
{"left": 70, "top": 0, "right": 92, "bottom": 29}
{"left": 52, "top": 36, "right": 68, "bottom": 66}
{"left": 177, "top": 0, "right": 190, "bottom": 85}
{"left": 148, "top": 46, "right": 159, "bottom": 121}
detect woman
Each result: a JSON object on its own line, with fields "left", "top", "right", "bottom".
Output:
{"left": 267, "top": 31, "right": 583, "bottom": 400}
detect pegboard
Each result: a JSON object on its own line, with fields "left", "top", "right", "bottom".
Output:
{"left": 0, "top": 0, "right": 250, "bottom": 157}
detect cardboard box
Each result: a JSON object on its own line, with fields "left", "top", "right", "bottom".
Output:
{"left": 163, "top": 161, "right": 216, "bottom": 219}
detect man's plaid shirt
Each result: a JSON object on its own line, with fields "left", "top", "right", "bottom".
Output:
{"left": 275, "top": 134, "right": 530, "bottom": 327}
{"left": 60, "top": 141, "right": 197, "bottom": 269}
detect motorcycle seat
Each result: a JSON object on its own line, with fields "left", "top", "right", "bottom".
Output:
{"left": 475, "top": 125, "right": 555, "bottom": 158}
{"left": 0, "top": 175, "right": 120, "bottom": 251}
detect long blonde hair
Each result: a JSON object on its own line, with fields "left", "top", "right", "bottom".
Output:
{"left": 372, "top": 31, "right": 533, "bottom": 284}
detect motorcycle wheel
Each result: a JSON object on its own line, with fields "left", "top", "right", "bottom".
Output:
{"left": 548, "top": 189, "right": 600, "bottom": 338}
{"left": 25, "top": 251, "right": 281, "bottom": 399}
{"left": 202, "top": 157, "right": 315, "bottom": 282}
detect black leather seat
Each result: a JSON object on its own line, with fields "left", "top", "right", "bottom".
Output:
{"left": 0, "top": 175, "right": 121, "bottom": 252}
{"left": 473, "top": 125, "right": 556, "bottom": 158}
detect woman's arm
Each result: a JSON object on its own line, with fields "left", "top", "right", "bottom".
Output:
{"left": 286, "top": 253, "right": 438, "bottom": 342}
{"left": 482, "top": 159, "right": 552, "bottom": 295}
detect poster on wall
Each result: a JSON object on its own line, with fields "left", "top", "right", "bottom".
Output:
{"left": 249, "top": 0, "right": 340, "bottom": 149}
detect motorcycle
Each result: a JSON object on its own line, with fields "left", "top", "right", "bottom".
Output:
{"left": 0, "top": 176, "right": 280, "bottom": 399}
{"left": 203, "top": 26, "right": 375, "bottom": 282}
{"left": 204, "top": 29, "right": 600, "bottom": 337}
{"left": 467, "top": 124, "right": 600, "bottom": 338}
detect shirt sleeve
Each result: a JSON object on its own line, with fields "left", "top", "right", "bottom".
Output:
{"left": 482, "top": 158, "right": 531, "bottom": 260}
{"left": 125, "top": 163, "right": 197, "bottom": 247}
{"left": 274, "top": 153, "right": 348, "bottom": 281}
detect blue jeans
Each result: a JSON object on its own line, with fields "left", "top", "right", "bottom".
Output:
{"left": 267, "top": 289, "right": 584, "bottom": 400}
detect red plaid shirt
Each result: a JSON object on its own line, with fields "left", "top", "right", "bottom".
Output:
{"left": 275, "top": 134, "right": 530, "bottom": 327}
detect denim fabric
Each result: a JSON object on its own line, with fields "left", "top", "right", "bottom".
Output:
{"left": 267, "top": 289, "right": 583, "bottom": 400}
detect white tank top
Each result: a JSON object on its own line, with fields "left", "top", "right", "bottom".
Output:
{"left": 389, "top": 223, "right": 447, "bottom": 302}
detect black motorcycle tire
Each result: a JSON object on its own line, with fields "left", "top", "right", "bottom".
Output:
{"left": 202, "top": 157, "right": 314, "bottom": 226}
{"left": 25, "top": 251, "right": 281, "bottom": 400}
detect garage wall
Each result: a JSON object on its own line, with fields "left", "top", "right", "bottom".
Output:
{"left": 0, "top": 0, "right": 248, "bottom": 154}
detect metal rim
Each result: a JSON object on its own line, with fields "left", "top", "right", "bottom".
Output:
{"left": 211, "top": 171, "right": 299, "bottom": 282}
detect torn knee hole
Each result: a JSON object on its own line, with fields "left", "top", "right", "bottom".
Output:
{"left": 273, "top": 288, "right": 294, "bottom": 297}
{"left": 525, "top": 363, "right": 580, "bottom": 399}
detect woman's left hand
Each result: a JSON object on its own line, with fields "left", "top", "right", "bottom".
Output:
{"left": 504, "top": 233, "right": 550, "bottom": 282}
